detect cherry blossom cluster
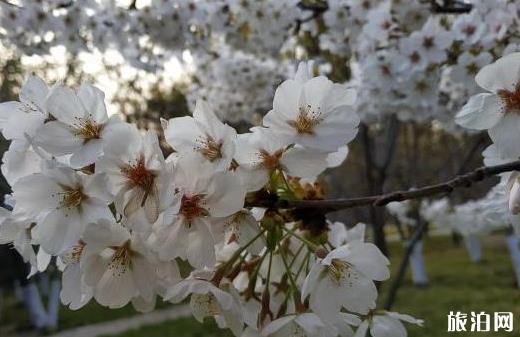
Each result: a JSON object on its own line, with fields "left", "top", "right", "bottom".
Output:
{"left": 454, "top": 52, "right": 520, "bottom": 235}
{"left": 341, "top": 0, "right": 517, "bottom": 125}
{"left": 2, "top": 1, "right": 519, "bottom": 126}
{"left": 0, "top": 64, "right": 423, "bottom": 337}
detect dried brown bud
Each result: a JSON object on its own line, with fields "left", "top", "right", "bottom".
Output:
{"left": 315, "top": 247, "right": 329, "bottom": 259}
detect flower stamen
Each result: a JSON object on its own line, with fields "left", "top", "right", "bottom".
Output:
{"left": 59, "top": 188, "right": 86, "bottom": 208}
{"left": 288, "top": 104, "right": 322, "bottom": 135}
{"left": 121, "top": 155, "right": 156, "bottom": 193}
{"left": 327, "top": 259, "right": 351, "bottom": 284}
{"left": 180, "top": 194, "right": 208, "bottom": 219}
{"left": 109, "top": 240, "right": 132, "bottom": 276}
{"left": 197, "top": 135, "right": 223, "bottom": 162}
{"left": 498, "top": 83, "right": 520, "bottom": 113}
{"left": 62, "top": 241, "right": 85, "bottom": 265}
{"left": 73, "top": 118, "right": 102, "bottom": 142}
{"left": 258, "top": 149, "right": 284, "bottom": 170}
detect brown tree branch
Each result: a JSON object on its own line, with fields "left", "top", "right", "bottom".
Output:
{"left": 431, "top": 0, "right": 472, "bottom": 14}
{"left": 249, "top": 160, "right": 520, "bottom": 212}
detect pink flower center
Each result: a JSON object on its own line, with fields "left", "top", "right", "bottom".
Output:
{"left": 180, "top": 194, "right": 208, "bottom": 219}
{"left": 258, "top": 149, "right": 284, "bottom": 170}
{"left": 121, "top": 156, "right": 156, "bottom": 193}
{"left": 498, "top": 83, "right": 520, "bottom": 113}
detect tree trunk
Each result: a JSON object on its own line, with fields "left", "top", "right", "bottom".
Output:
{"left": 360, "top": 116, "right": 400, "bottom": 257}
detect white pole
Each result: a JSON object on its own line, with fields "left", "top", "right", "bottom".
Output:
{"left": 409, "top": 240, "right": 428, "bottom": 286}
{"left": 463, "top": 234, "right": 482, "bottom": 263}
{"left": 46, "top": 278, "right": 61, "bottom": 329}
{"left": 21, "top": 282, "right": 48, "bottom": 329}
{"left": 505, "top": 234, "right": 520, "bottom": 288}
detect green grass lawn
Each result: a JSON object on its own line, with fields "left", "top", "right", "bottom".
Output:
{"left": 0, "top": 290, "right": 172, "bottom": 334}
{"left": 2, "top": 234, "right": 519, "bottom": 337}
{"left": 385, "top": 235, "right": 520, "bottom": 337}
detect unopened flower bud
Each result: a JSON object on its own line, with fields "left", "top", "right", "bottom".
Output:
{"left": 315, "top": 247, "right": 328, "bottom": 259}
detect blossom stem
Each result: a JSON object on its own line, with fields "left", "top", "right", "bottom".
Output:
{"left": 278, "top": 169, "right": 294, "bottom": 193}
{"left": 288, "top": 243, "right": 306, "bottom": 269}
{"left": 213, "top": 229, "right": 266, "bottom": 285}
{"left": 278, "top": 243, "right": 305, "bottom": 312}
{"left": 282, "top": 227, "right": 319, "bottom": 251}
{"left": 294, "top": 251, "right": 311, "bottom": 282}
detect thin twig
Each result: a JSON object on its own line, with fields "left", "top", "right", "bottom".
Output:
{"left": 431, "top": 0, "right": 472, "bottom": 13}
{"left": 249, "top": 160, "right": 520, "bottom": 212}
{"left": 0, "top": 0, "right": 21, "bottom": 8}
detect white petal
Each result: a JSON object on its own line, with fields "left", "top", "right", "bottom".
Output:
{"left": 205, "top": 172, "right": 246, "bottom": 217}
{"left": 12, "top": 174, "right": 60, "bottom": 215}
{"left": 326, "top": 145, "right": 349, "bottom": 168}
{"left": 322, "top": 86, "right": 357, "bottom": 112}
{"left": 157, "top": 218, "right": 189, "bottom": 260}
{"left": 345, "top": 241, "right": 390, "bottom": 281}
{"left": 301, "top": 262, "right": 323, "bottom": 301}
{"left": 132, "top": 295, "right": 156, "bottom": 313}
{"left": 302, "top": 76, "right": 334, "bottom": 110}
{"left": 476, "top": 52, "right": 520, "bottom": 92}
{"left": 69, "top": 139, "right": 104, "bottom": 168}
{"left": 95, "top": 265, "right": 136, "bottom": 309}
{"left": 309, "top": 277, "right": 342, "bottom": 323}
{"left": 281, "top": 147, "right": 328, "bottom": 178}
{"left": 455, "top": 93, "right": 503, "bottom": 130}
{"left": 163, "top": 116, "right": 199, "bottom": 151}
{"left": 338, "top": 270, "right": 378, "bottom": 314}
{"left": 132, "top": 257, "right": 156, "bottom": 301}
{"left": 187, "top": 220, "right": 216, "bottom": 269}
{"left": 33, "top": 209, "right": 84, "bottom": 254}
{"left": 386, "top": 312, "right": 424, "bottom": 326}
{"left": 262, "top": 316, "right": 295, "bottom": 336}
{"left": 36, "top": 121, "right": 83, "bottom": 156}
{"left": 83, "top": 173, "right": 113, "bottom": 203}
{"left": 46, "top": 85, "right": 86, "bottom": 125}
{"left": 0, "top": 101, "right": 23, "bottom": 130}
{"left": 20, "top": 75, "right": 48, "bottom": 112}
{"left": 488, "top": 113, "right": 520, "bottom": 158}
{"left": 77, "top": 84, "right": 108, "bottom": 123}
{"left": 3, "top": 110, "right": 45, "bottom": 140}
{"left": 294, "top": 313, "right": 325, "bottom": 335}
{"left": 270, "top": 79, "right": 302, "bottom": 121}
{"left": 370, "top": 316, "right": 407, "bottom": 337}
{"left": 2, "top": 146, "right": 42, "bottom": 185}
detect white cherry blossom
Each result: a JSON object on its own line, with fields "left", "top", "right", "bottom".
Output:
{"left": 456, "top": 53, "right": 520, "bottom": 157}
{"left": 155, "top": 154, "right": 245, "bottom": 268}
{"left": 12, "top": 167, "right": 113, "bottom": 254}
{"left": 165, "top": 272, "right": 244, "bottom": 336}
{"left": 354, "top": 311, "right": 423, "bottom": 337}
{"left": 263, "top": 64, "right": 359, "bottom": 153}
{"left": 82, "top": 220, "right": 158, "bottom": 310}
{"left": 234, "top": 127, "right": 329, "bottom": 191}
{"left": 96, "top": 123, "right": 170, "bottom": 224}
{"left": 302, "top": 241, "right": 390, "bottom": 321}
{"left": 262, "top": 313, "right": 336, "bottom": 337}
{"left": 163, "top": 99, "right": 236, "bottom": 171}
{"left": 36, "top": 83, "right": 122, "bottom": 168}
